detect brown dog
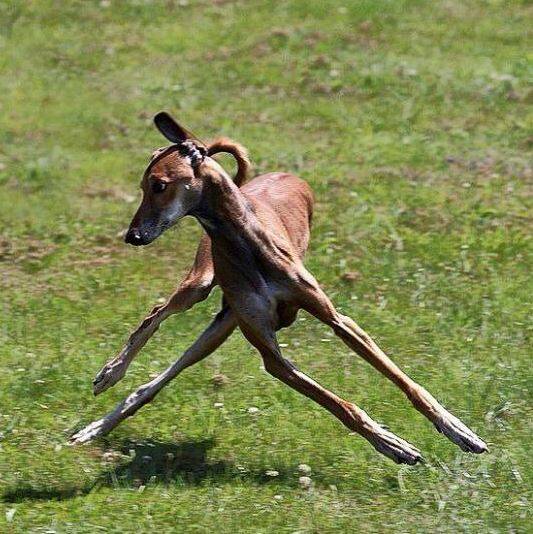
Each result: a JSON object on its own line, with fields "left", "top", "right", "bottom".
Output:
{"left": 71, "top": 112, "right": 487, "bottom": 464}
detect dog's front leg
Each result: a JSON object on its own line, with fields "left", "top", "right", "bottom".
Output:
{"left": 93, "top": 276, "right": 214, "bottom": 395}
{"left": 72, "top": 306, "right": 236, "bottom": 443}
{"left": 92, "top": 236, "right": 215, "bottom": 395}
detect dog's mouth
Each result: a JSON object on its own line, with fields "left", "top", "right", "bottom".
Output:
{"left": 124, "top": 219, "right": 175, "bottom": 246}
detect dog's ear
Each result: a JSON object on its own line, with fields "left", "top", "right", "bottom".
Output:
{"left": 153, "top": 112, "right": 192, "bottom": 143}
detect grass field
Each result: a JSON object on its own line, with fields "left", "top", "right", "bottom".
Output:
{"left": 1, "top": 0, "right": 531, "bottom": 532}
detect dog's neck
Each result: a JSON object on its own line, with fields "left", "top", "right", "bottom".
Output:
{"left": 192, "top": 159, "right": 260, "bottom": 248}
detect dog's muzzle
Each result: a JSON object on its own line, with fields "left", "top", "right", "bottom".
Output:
{"left": 125, "top": 228, "right": 148, "bottom": 246}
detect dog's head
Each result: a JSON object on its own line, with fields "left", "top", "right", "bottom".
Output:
{"left": 125, "top": 112, "right": 207, "bottom": 246}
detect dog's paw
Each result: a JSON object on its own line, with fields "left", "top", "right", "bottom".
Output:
{"left": 69, "top": 418, "right": 110, "bottom": 445}
{"left": 434, "top": 412, "right": 488, "bottom": 454}
{"left": 93, "top": 360, "right": 127, "bottom": 396}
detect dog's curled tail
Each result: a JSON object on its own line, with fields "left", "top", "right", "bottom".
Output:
{"left": 207, "top": 137, "right": 250, "bottom": 187}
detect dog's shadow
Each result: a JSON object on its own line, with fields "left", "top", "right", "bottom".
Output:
{"left": 101, "top": 438, "right": 228, "bottom": 487}
{"left": 3, "top": 437, "right": 306, "bottom": 503}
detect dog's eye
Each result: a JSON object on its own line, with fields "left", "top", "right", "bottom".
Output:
{"left": 151, "top": 181, "right": 167, "bottom": 193}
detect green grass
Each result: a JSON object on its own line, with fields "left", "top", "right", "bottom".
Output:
{"left": 1, "top": 0, "right": 531, "bottom": 531}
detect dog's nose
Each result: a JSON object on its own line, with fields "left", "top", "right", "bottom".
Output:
{"left": 124, "top": 228, "right": 144, "bottom": 246}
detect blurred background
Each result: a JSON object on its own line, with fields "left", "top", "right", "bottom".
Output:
{"left": 0, "top": 1, "right": 531, "bottom": 531}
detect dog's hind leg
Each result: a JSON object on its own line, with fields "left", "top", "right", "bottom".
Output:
{"left": 230, "top": 296, "right": 422, "bottom": 465}
{"left": 71, "top": 306, "right": 236, "bottom": 444}
{"left": 93, "top": 235, "right": 215, "bottom": 395}
{"left": 295, "top": 268, "right": 488, "bottom": 454}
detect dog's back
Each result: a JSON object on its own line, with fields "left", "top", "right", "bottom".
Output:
{"left": 242, "top": 172, "right": 314, "bottom": 259}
